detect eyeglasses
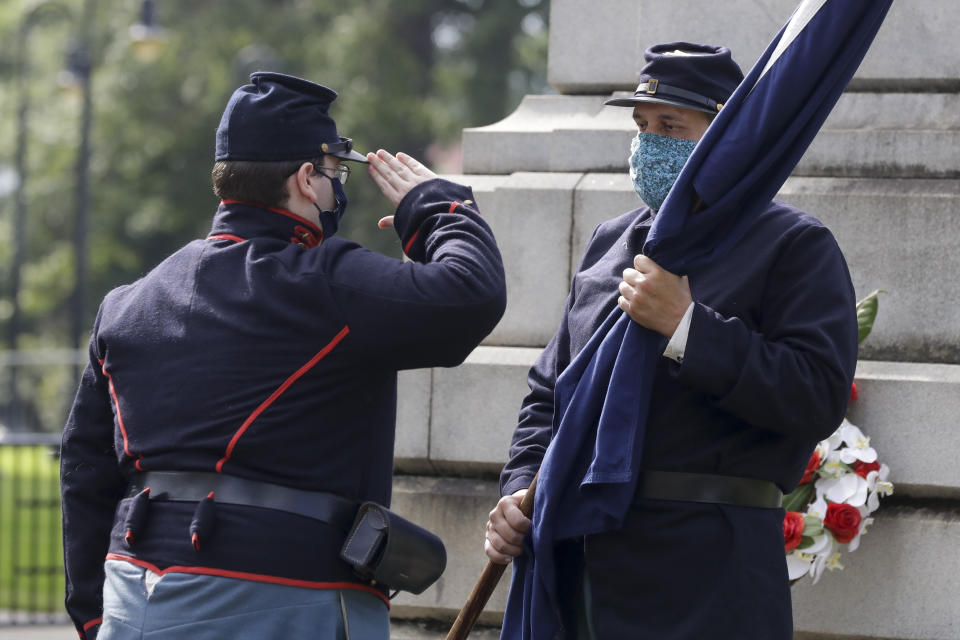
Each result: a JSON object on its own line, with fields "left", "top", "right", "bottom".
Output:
{"left": 313, "top": 163, "right": 351, "bottom": 185}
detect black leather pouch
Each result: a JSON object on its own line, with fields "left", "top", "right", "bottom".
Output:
{"left": 339, "top": 502, "right": 446, "bottom": 595}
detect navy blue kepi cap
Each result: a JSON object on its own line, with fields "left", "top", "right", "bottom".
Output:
{"left": 215, "top": 72, "right": 367, "bottom": 163}
{"left": 605, "top": 42, "right": 744, "bottom": 114}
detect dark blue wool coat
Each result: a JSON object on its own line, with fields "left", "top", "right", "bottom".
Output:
{"left": 60, "top": 178, "right": 506, "bottom": 639}
{"left": 500, "top": 202, "right": 857, "bottom": 639}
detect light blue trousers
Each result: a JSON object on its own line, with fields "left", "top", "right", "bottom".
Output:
{"left": 99, "top": 559, "right": 389, "bottom": 639}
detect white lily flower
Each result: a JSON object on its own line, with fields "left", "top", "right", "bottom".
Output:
{"left": 825, "top": 552, "right": 845, "bottom": 571}
{"left": 787, "top": 551, "right": 814, "bottom": 580}
{"left": 824, "top": 426, "right": 845, "bottom": 455}
{"left": 837, "top": 421, "right": 878, "bottom": 464}
{"left": 802, "top": 531, "right": 833, "bottom": 556}
{"left": 865, "top": 464, "right": 893, "bottom": 512}
{"left": 817, "top": 472, "right": 867, "bottom": 506}
{"left": 819, "top": 451, "right": 849, "bottom": 478}
{"left": 847, "top": 514, "right": 874, "bottom": 552}
{"left": 810, "top": 552, "right": 829, "bottom": 584}
{"left": 809, "top": 493, "right": 828, "bottom": 519}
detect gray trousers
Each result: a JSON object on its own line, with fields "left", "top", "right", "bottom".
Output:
{"left": 99, "top": 559, "right": 389, "bottom": 639}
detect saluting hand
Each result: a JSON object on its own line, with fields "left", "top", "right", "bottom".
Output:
{"left": 618, "top": 254, "right": 693, "bottom": 337}
{"left": 366, "top": 149, "right": 438, "bottom": 229}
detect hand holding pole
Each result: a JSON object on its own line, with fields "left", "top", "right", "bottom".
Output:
{"left": 446, "top": 473, "right": 538, "bottom": 640}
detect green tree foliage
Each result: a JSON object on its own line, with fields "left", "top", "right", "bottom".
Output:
{"left": 0, "top": 0, "right": 549, "bottom": 356}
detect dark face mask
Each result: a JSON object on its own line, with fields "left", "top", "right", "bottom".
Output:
{"left": 312, "top": 177, "right": 348, "bottom": 239}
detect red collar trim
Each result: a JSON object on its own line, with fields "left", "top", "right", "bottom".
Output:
{"left": 220, "top": 199, "right": 322, "bottom": 236}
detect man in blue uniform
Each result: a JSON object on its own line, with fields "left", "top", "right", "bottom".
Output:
{"left": 484, "top": 43, "right": 858, "bottom": 638}
{"left": 60, "top": 72, "right": 506, "bottom": 639}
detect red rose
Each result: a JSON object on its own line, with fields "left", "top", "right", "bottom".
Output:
{"left": 854, "top": 460, "right": 881, "bottom": 478}
{"left": 849, "top": 381, "right": 858, "bottom": 403}
{"left": 799, "top": 450, "right": 821, "bottom": 485}
{"left": 823, "top": 502, "right": 862, "bottom": 543}
{"left": 782, "top": 511, "right": 805, "bottom": 552}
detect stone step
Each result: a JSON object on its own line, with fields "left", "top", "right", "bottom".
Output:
{"left": 462, "top": 93, "right": 960, "bottom": 178}
{"left": 397, "top": 354, "right": 960, "bottom": 497}
{"left": 447, "top": 172, "right": 960, "bottom": 362}
{"left": 546, "top": 0, "right": 960, "bottom": 93}
{"left": 386, "top": 476, "right": 960, "bottom": 640}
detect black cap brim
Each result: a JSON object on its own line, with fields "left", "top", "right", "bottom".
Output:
{"left": 603, "top": 94, "right": 717, "bottom": 115}
{"left": 329, "top": 148, "right": 369, "bottom": 163}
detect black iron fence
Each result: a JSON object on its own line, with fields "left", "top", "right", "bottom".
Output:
{"left": 0, "top": 350, "right": 83, "bottom": 626}
{"left": 0, "top": 432, "right": 68, "bottom": 626}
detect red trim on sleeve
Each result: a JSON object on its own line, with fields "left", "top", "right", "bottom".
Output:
{"left": 207, "top": 233, "right": 246, "bottom": 244}
{"left": 82, "top": 618, "right": 102, "bottom": 631}
{"left": 105, "top": 553, "right": 390, "bottom": 607}
{"left": 447, "top": 200, "right": 480, "bottom": 216}
{"left": 403, "top": 231, "right": 420, "bottom": 256}
{"left": 100, "top": 360, "right": 144, "bottom": 469}
{"left": 220, "top": 200, "right": 322, "bottom": 236}
{"left": 215, "top": 326, "right": 351, "bottom": 473}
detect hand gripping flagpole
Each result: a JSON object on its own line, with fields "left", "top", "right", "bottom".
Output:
{"left": 446, "top": 473, "right": 539, "bottom": 640}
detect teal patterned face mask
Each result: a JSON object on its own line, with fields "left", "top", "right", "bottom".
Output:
{"left": 629, "top": 133, "right": 697, "bottom": 212}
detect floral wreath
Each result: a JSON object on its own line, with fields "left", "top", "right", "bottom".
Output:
{"left": 782, "top": 290, "right": 894, "bottom": 584}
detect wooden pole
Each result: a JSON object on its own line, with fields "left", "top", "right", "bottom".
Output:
{"left": 446, "top": 473, "right": 538, "bottom": 640}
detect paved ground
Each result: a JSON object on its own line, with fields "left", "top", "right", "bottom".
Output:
{"left": 0, "top": 620, "right": 502, "bottom": 639}
{"left": 0, "top": 625, "right": 74, "bottom": 639}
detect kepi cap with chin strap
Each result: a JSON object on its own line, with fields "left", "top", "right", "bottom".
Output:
{"left": 605, "top": 42, "right": 744, "bottom": 114}
{"left": 215, "top": 71, "right": 368, "bottom": 163}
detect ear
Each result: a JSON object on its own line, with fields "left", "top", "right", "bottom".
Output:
{"left": 291, "top": 161, "right": 317, "bottom": 203}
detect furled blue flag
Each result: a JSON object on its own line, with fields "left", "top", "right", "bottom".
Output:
{"left": 501, "top": 1, "right": 894, "bottom": 638}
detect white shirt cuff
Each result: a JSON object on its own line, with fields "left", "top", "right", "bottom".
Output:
{"left": 663, "top": 302, "right": 695, "bottom": 363}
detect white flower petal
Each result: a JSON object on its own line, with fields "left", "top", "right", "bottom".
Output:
{"left": 786, "top": 552, "right": 813, "bottom": 580}
{"left": 810, "top": 494, "right": 828, "bottom": 519}
{"left": 823, "top": 474, "right": 860, "bottom": 503}
{"left": 804, "top": 532, "right": 832, "bottom": 555}
{"left": 847, "top": 532, "right": 862, "bottom": 552}
{"left": 850, "top": 476, "right": 870, "bottom": 506}
{"left": 839, "top": 421, "right": 865, "bottom": 445}
{"left": 825, "top": 429, "right": 844, "bottom": 452}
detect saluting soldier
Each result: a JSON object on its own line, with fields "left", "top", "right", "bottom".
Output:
{"left": 485, "top": 43, "right": 858, "bottom": 638}
{"left": 60, "top": 72, "right": 506, "bottom": 639}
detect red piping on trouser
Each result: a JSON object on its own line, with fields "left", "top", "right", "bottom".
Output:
{"left": 215, "top": 326, "right": 351, "bottom": 473}
{"left": 105, "top": 553, "right": 390, "bottom": 607}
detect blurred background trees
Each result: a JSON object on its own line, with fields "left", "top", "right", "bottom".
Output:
{"left": 0, "top": 0, "right": 548, "bottom": 356}
{"left": 0, "top": 0, "right": 548, "bottom": 432}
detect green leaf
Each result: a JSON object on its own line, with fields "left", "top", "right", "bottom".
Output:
{"left": 782, "top": 482, "right": 814, "bottom": 513}
{"left": 856, "top": 289, "right": 885, "bottom": 344}
{"left": 797, "top": 537, "right": 817, "bottom": 550}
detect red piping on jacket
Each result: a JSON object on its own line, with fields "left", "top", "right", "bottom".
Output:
{"left": 403, "top": 231, "right": 419, "bottom": 256}
{"left": 105, "top": 553, "right": 390, "bottom": 606}
{"left": 220, "top": 200, "right": 322, "bottom": 237}
{"left": 207, "top": 233, "right": 246, "bottom": 243}
{"left": 99, "top": 360, "right": 144, "bottom": 471}
{"left": 215, "top": 326, "right": 351, "bottom": 473}
{"left": 448, "top": 200, "right": 479, "bottom": 216}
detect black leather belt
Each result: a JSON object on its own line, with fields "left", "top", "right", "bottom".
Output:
{"left": 128, "top": 471, "right": 358, "bottom": 530}
{"left": 635, "top": 470, "right": 783, "bottom": 509}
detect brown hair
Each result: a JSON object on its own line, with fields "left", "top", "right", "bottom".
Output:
{"left": 211, "top": 158, "right": 321, "bottom": 207}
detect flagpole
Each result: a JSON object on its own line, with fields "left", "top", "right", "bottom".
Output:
{"left": 446, "top": 473, "right": 539, "bottom": 640}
